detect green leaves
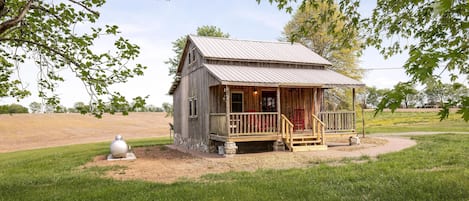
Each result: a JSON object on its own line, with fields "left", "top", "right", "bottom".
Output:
{"left": 166, "top": 25, "right": 230, "bottom": 78}
{"left": 0, "top": 0, "right": 148, "bottom": 118}
{"left": 375, "top": 82, "right": 415, "bottom": 115}
{"left": 267, "top": 0, "right": 468, "bottom": 121}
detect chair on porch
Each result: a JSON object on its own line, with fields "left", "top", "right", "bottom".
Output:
{"left": 292, "top": 109, "right": 305, "bottom": 131}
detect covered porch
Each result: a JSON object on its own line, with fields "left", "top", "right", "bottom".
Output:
{"left": 206, "top": 64, "right": 364, "bottom": 152}
{"left": 208, "top": 85, "right": 358, "bottom": 151}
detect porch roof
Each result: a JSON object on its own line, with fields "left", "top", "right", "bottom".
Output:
{"left": 205, "top": 64, "right": 365, "bottom": 88}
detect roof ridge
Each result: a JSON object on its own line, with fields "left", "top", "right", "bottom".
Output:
{"left": 189, "top": 35, "right": 300, "bottom": 45}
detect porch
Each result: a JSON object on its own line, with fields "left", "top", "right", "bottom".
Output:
{"left": 209, "top": 107, "right": 356, "bottom": 152}
{"left": 208, "top": 84, "right": 358, "bottom": 152}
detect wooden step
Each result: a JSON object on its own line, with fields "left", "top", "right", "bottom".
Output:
{"left": 291, "top": 137, "right": 319, "bottom": 140}
{"left": 291, "top": 145, "right": 327, "bottom": 152}
{"left": 290, "top": 140, "right": 321, "bottom": 144}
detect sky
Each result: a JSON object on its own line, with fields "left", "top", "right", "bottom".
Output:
{"left": 2, "top": 0, "right": 421, "bottom": 108}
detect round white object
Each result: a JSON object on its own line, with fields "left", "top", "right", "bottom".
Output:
{"left": 110, "top": 137, "right": 128, "bottom": 158}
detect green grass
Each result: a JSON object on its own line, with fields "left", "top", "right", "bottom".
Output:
{"left": 1, "top": 134, "right": 468, "bottom": 200}
{"left": 356, "top": 110, "right": 469, "bottom": 134}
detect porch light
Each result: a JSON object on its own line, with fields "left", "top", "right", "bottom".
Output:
{"left": 253, "top": 88, "right": 258, "bottom": 95}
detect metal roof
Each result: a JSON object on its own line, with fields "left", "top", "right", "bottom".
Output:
{"left": 205, "top": 64, "right": 364, "bottom": 87}
{"left": 190, "top": 35, "right": 332, "bottom": 66}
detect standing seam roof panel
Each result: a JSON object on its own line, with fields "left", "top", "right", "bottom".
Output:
{"left": 190, "top": 35, "right": 332, "bottom": 65}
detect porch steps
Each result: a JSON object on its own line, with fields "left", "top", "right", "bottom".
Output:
{"left": 280, "top": 114, "right": 327, "bottom": 152}
{"left": 283, "top": 134, "right": 327, "bottom": 152}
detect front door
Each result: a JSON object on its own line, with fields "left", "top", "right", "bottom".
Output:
{"left": 261, "top": 91, "right": 277, "bottom": 112}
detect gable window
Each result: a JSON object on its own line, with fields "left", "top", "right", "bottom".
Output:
{"left": 231, "top": 92, "right": 243, "bottom": 113}
{"left": 189, "top": 97, "right": 197, "bottom": 118}
{"left": 188, "top": 48, "right": 196, "bottom": 64}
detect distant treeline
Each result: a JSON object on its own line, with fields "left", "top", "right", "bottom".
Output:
{"left": 0, "top": 104, "right": 29, "bottom": 114}
{"left": 1, "top": 102, "right": 173, "bottom": 117}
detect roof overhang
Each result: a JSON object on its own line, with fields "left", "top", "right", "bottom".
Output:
{"left": 205, "top": 64, "right": 365, "bottom": 88}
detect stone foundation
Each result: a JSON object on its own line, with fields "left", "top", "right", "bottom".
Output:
{"left": 349, "top": 136, "right": 361, "bottom": 145}
{"left": 273, "top": 140, "right": 286, "bottom": 151}
{"left": 173, "top": 133, "right": 209, "bottom": 152}
{"left": 224, "top": 142, "right": 238, "bottom": 157}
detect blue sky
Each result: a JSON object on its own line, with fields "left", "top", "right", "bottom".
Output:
{"left": 4, "top": 0, "right": 414, "bottom": 108}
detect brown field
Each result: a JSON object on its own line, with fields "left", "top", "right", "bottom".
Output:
{"left": 0, "top": 112, "right": 172, "bottom": 153}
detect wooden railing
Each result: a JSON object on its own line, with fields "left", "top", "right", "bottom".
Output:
{"left": 281, "top": 114, "right": 294, "bottom": 150}
{"left": 228, "top": 112, "right": 278, "bottom": 136}
{"left": 312, "top": 114, "right": 326, "bottom": 145}
{"left": 318, "top": 111, "right": 356, "bottom": 133}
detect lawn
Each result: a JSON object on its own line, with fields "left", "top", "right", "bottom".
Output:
{"left": 356, "top": 110, "right": 469, "bottom": 134}
{"left": 0, "top": 134, "right": 468, "bottom": 200}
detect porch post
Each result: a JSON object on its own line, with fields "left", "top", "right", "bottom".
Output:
{"left": 352, "top": 88, "right": 356, "bottom": 132}
{"left": 225, "top": 85, "right": 231, "bottom": 135}
{"left": 313, "top": 88, "right": 318, "bottom": 115}
{"left": 277, "top": 87, "right": 281, "bottom": 137}
{"left": 352, "top": 88, "right": 356, "bottom": 112}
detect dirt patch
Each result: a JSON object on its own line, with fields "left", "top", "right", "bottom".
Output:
{"left": 83, "top": 136, "right": 415, "bottom": 183}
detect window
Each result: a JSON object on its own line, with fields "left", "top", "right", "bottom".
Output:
{"left": 231, "top": 92, "right": 243, "bottom": 113}
{"left": 188, "top": 48, "right": 196, "bottom": 64}
{"left": 189, "top": 97, "right": 197, "bottom": 118}
{"left": 262, "top": 91, "right": 277, "bottom": 112}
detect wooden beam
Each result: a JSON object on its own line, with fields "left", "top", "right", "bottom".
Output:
{"left": 352, "top": 88, "right": 356, "bottom": 112}
{"left": 277, "top": 87, "right": 281, "bottom": 138}
{"left": 225, "top": 85, "right": 231, "bottom": 135}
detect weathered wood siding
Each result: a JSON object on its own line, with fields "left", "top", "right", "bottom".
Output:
{"left": 173, "top": 41, "right": 212, "bottom": 152}
{"left": 209, "top": 85, "right": 226, "bottom": 113}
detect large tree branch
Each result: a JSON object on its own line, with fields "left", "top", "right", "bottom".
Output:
{"left": 68, "top": 0, "right": 100, "bottom": 17}
{"left": 0, "top": 0, "right": 33, "bottom": 35}
{"left": 0, "top": 37, "right": 81, "bottom": 67}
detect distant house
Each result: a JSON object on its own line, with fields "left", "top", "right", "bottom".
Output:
{"left": 169, "top": 35, "right": 364, "bottom": 155}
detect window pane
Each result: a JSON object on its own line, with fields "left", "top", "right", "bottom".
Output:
{"left": 189, "top": 99, "right": 192, "bottom": 116}
{"left": 232, "top": 103, "right": 243, "bottom": 113}
{"left": 231, "top": 93, "right": 243, "bottom": 113}
{"left": 194, "top": 99, "right": 197, "bottom": 116}
{"left": 232, "top": 93, "right": 242, "bottom": 102}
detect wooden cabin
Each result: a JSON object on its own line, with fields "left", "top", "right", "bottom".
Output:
{"left": 168, "top": 35, "right": 364, "bottom": 154}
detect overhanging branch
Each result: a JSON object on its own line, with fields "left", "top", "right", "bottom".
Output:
{"left": 0, "top": 0, "right": 33, "bottom": 35}
{"left": 0, "top": 37, "right": 81, "bottom": 68}
{"left": 68, "top": 0, "right": 100, "bottom": 17}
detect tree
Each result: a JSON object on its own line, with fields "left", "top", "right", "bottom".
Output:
{"left": 365, "top": 86, "right": 390, "bottom": 109}
{"left": 283, "top": 2, "right": 363, "bottom": 110}
{"left": 424, "top": 82, "right": 469, "bottom": 106}
{"left": 162, "top": 102, "right": 173, "bottom": 117}
{"left": 29, "top": 101, "right": 42, "bottom": 113}
{"left": 0, "top": 0, "right": 147, "bottom": 118}
{"left": 0, "top": 104, "right": 28, "bottom": 114}
{"left": 73, "top": 102, "right": 89, "bottom": 114}
{"left": 283, "top": 2, "right": 363, "bottom": 80}
{"left": 166, "top": 25, "right": 230, "bottom": 78}
{"left": 261, "top": 0, "right": 468, "bottom": 121}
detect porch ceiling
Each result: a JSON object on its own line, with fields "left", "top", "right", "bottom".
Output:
{"left": 205, "top": 64, "right": 365, "bottom": 88}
